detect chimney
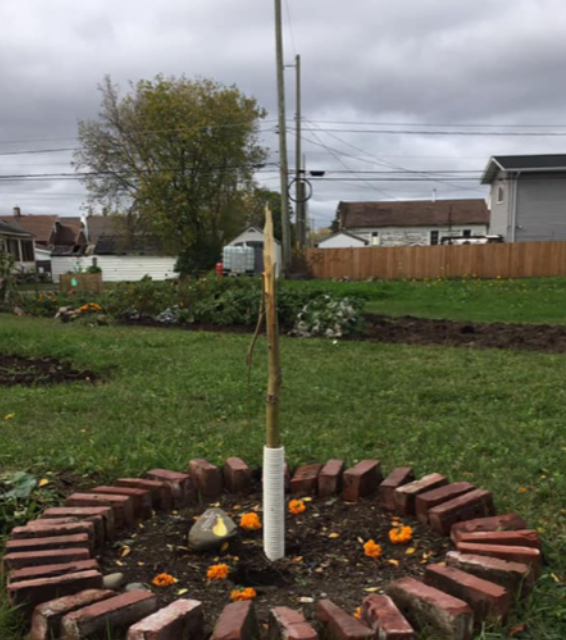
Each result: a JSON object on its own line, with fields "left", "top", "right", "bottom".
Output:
{"left": 13, "top": 206, "right": 21, "bottom": 217}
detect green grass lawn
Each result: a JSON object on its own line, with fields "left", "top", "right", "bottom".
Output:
{"left": 1, "top": 314, "right": 566, "bottom": 638}
{"left": 290, "top": 276, "right": 566, "bottom": 325}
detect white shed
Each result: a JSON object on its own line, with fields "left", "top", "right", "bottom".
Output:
{"left": 226, "top": 227, "right": 282, "bottom": 276}
{"left": 317, "top": 231, "right": 368, "bottom": 249}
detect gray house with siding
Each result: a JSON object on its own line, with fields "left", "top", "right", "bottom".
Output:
{"left": 482, "top": 154, "right": 566, "bottom": 242}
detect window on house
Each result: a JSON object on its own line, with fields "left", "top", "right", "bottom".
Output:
{"left": 462, "top": 229, "right": 472, "bottom": 238}
{"left": 430, "top": 230, "right": 440, "bottom": 246}
{"left": 21, "top": 241, "right": 34, "bottom": 261}
{"left": 6, "top": 239, "right": 19, "bottom": 259}
{"left": 370, "top": 231, "right": 380, "bottom": 246}
{"left": 497, "top": 186, "right": 505, "bottom": 204}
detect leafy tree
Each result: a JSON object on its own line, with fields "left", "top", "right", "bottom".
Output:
{"left": 244, "top": 187, "right": 293, "bottom": 242}
{"left": 74, "top": 75, "right": 267, "bottom": 274}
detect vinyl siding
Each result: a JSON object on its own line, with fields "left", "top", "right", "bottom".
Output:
{"left": 488, "top": 180, "right": 511, "bottom": 239}
{"left": 51, "top": 255, "right": 177, "bottom": 283}
{"left": 347, "top": 225, "right": 487, "bottom": 247}
{"left": 318, "top": 233, "right": 366, "bottom": 248}
{"left": 515, "top": 174, "right": 566, "bottom": 242}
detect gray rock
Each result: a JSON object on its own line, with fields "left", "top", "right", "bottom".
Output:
{"left": 188, "top": 508, "right": 237, "bottom": 552}
{"left": 125, "top": 582, "right": 151, "bottom": 593}
{"left": 102, "top": 572, "right": 125, "bottom": 590}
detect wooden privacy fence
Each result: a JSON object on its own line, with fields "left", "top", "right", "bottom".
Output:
{"left": 305, "top": 241, "right": 566, "bottom": 281}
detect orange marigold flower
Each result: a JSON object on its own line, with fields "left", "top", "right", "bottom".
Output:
{"left": 207, "top": 564, "right": 230, "bottom": 580}
{"left": 240, "top": 513, "right": 262, "bottom": 531}
{"left": 389, "top": 526, "right": 414, "bottom": 545}
{"left": 152, "top": 573, "right": 177, "bottom": 587}
{"left": 288, "top": 499, "right": 306, "bottom": 515}
{"left": 354, "top": 607, "right": 362, "bottom": 620}
{"left": 230, "top": 587, "right": 257, "bottom": 602}
{"left": 363, "top": 539, "right": 383, "bottom": 559}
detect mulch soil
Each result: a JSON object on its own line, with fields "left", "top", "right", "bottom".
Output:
{"left": 123, "top": 314, "right": 566, "bottom": 354}
{"left": 99, "top": 488, "right": 452, "bottom": 630}
{"left": 0, "top": 354, "right": 97, "bottom": 387}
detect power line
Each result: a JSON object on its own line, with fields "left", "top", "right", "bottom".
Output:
{"left": 303, "top": 119, "right": 566, "bottom": 129}
{"left": 300, "top": 127, "right": 566, "bottom": 137}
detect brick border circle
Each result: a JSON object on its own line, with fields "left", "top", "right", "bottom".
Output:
{"left": 1, "top": 457, "right": 540, "bottom": 640}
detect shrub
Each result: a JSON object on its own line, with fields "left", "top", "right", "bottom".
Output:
{"left": 104, "top": 276, "right": 178, "bottom": 317}
{"left": 292, "top": 295, "right": 363, "bottom": 338}
{"left": 0, "top": 250, "right": 18, "bottom": 312}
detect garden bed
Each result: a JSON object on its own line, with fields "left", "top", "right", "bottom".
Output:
{"left": 0, "top": 354, "right": 97, "bottom": 387}
{"left": 99, "top": 489, "right": 450, "bottom": 627}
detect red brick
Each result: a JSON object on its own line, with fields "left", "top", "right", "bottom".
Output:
{"left": 8, "top": 559, "right": 99, "bottom": 585}
{"left": 386, "top": 577, "right": 474, "bottom": 640}
{"left": 429, "top": 489, "right": 496, "bottom": 535}
{"left": 61, "top": 590, "right": 159, "bottom": 639}
{"left": 91, "top": 486, "right": 153, "bottom": 520}
{"left": 146, "top": 469, "right": 195, "bottom": 506}
{"left": 318, "top": 460, "right": 345, "bottom": 498}
{"left": 5, "top": 534, "right": 91, "bottom": 554}
{"left": 11, "top": 521, "right": 96, "bottom": 550}
{"left": 378, "top": 468, "right": 415, "bottom": 511}
{"left": 189, "top": 459, "right": 223, "bottom": 499}
{"left": 116, "top": 478, "right": 173, "bottom": 510}
{"left": 455, "top": 543, "right": 541, "bottom": 577}
{"left": 415, "top": 482, "right": 475, "bottom": 525}
{"left": 2, "top": 548, "right": 91, "bottom": 573}
{"left": 127, "top": 598, "right": 204, "bottom": 640}
{"left": 425, "top": 563, "right": 510, "bottom": 625}
{"left": 65, "top": 493, "right": 134, "bottom": 529}
{"left": 342, "top": 460, "right": 382, "bottom": 502}
{"left": 41, "top": 506, "right": 114, "bottom": 540}
{"left": 457, "top": 529, "right": 541, "bottom": 550}
{"left": 394, "top": 473, "right": 448, "bottom": 515}
{"left": 223, "top": 458, "right": 252, "bottom": 495}
{"left": 8, "top": 570, "right": 103, "bottom": 611}
{"left": 445, "top": 551, "right": 534, "bottom": 599}
{"left": 291, "top": 463, "right": 324, "bottom": 495}
{"left": 212, "top": 600, "right": 260, "bottom": 640}
{"left": 451, "top": 514, "right": 528, "bottom": 544}
{"left": 270, "top": 606, "right": 318, "bottom": 640}
{"left": 30, "top": 589, "right": 115, "bottom": 640}
{"left": 317, "top": 599, "right": 373, "bottom": 640}
{"left": 362, "top": 595, "right": 415, "bottom": 640}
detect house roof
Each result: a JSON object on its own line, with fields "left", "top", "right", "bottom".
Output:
{"left": 339, "top": 199, "right": 490, "bottom": 229}
{"left": 86, "top": 216, "right": 119, "bottom": 244}
{"left": 0, "top": 219, "right": 33, "bottom": 237}
{"left": 56, "top": 218, "right": 84, "bottom": 245}
{"left": 229, "top": 226, "right": 282, "bottom": 245}
{"left": 482, "top": 154, "right": 566, "bottom": 184}
{"left": 0, "top": 215, "right": 58, "bottom": 243}
{"left": 317, "top": 231, "right": 368, "bottom": 247}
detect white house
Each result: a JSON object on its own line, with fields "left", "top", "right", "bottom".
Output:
{"left": 226, "top": 226, "right": 282, "bottom": 275}
{"left": 317, "top": 231, "right": 368, "bottom": 249}
{"left": 0, "top": 219, "right": 36, "bottom": 271}
{"left": 337, "top": 199, "right": 490, "bottom": 247}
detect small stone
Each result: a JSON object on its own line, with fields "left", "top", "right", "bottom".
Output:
{"left": 103, "top": 573, "right": 125, "bottom": 590}
{"left": 298, "top": 597, "right": 315, "bottom": 604}
{"left": 188, "top": 508, "right": 237, "bottom": 552}
{"left": 126, "top": 583, "right": 151, "bottom": 593}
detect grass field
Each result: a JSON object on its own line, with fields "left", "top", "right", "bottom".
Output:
{"left": 289, "top": 276, "right": 566, "bottom": 325}
{"left": 1, "top": 312, "right": 566, "bottom": 638}
{"left": 3, "top": 275, "right": 566, "bottom": 639}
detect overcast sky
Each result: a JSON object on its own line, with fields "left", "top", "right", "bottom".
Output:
{"left": 1, "top": 0, "right": 566, "bottom": 228}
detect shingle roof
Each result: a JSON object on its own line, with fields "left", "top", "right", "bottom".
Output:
{"left": 55, "top": 218, "right": 85, "bottom": 245}
{"left": 86, "top": 216, "right": 121, "bottom": 244}
{"left": 339, "top": 199, "right": 489, "bottom": 229}
{"left": 482, "top": 154, "right": 566, "bottom": 183}
{"left": 0, "top": 219, "right": 33, "bottom": 237}
{"left": 0, "top": 215, "right": 57, "bottom": 243}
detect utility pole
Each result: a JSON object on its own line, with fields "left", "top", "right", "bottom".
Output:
{"left": 274, "top": 0, "right": 291, "bottom": 272}
{"left": 295, "top": 54, "right": 304, "bottom": 252}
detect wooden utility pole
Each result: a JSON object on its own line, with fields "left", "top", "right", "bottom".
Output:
{"left": 274, "top": 0, "right": 291, "bottom": 272}
{"left": 295, "top": 54, "right": 304, "bottom": 252}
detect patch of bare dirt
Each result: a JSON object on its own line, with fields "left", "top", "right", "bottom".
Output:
{"left": 0, "top": 354, "right": 97, "bottom": 387}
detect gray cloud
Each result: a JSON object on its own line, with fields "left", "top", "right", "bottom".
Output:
{"left": 1, "top": 0, "right": 565, "bottom": 227}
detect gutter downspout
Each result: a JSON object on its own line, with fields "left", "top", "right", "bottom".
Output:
{"left": 511, "top": 171, "right": 520, "bottom": 242}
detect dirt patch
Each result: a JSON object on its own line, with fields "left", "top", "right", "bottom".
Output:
{"left": 123, "top": 314, "right": 566, "bottom": 354}
{"left": 361, "top": 314, "right": 566, "bottom": 353}
{"left": 0, "top": 354, "right": 97, "bottom": 387}
{"left": 99, "top": 491, "right": 451, "bottom": 629}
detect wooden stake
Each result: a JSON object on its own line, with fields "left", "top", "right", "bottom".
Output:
{"left": 264, "top": 205, "right": 281, "bottom": 449}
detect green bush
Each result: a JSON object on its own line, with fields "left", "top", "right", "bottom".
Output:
{"left": 104, "top": 276, "right": 178, "bottom": 317}
{"left": 0, "top": 250, "right": 18, "bottom": 312}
